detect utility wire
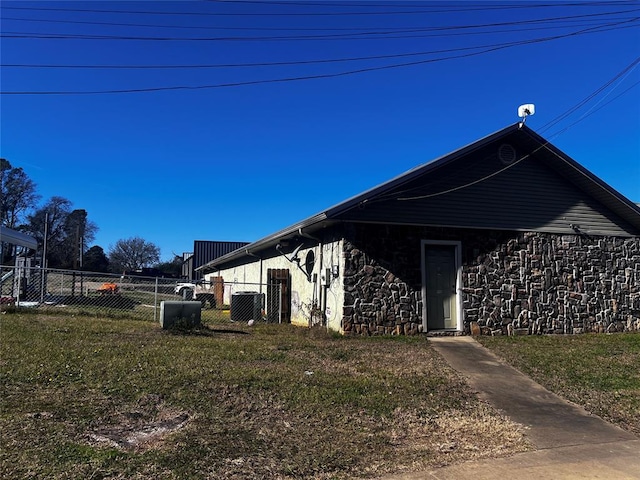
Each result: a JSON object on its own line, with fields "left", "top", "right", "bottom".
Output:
{"left": 4, "top": 8, "right": 640, "bottom": 35}
{"left": 3, "top": 2, "right": 638, "bottom": 17}
{"left": 4, "top": 9, "right": 639, "bottom": 41}
{"left": 389, "top": 56, "right": 640, "bottom": 203}
{"left": 0, "top": 40, "right": 552, "bottom": 69}
{"left": 0, "top": 22, "right": 624, "bottom": 70}
{"left": 2, "top": 19, "right": 636, "bottom": 95}
{"left": 3, "top": 22, "right": 636, "bottom": 70}
{"left": 0, "top": 5, "right": 510, "bottom": 17}
{"left": 5, "top": 21, "right": 637, "bottom": 42}
{"left": 8, "top": 20, "right": 636, "bottom": 42}
{"left": 207, "top": 0, "right": 638, "bottom": 6}
{"left": 3, "top": 13, "right": 630, "bottom": 33}
{"left": 207, "top": 0, "right": 640, "bottom": 6}
{"left": 394, "top": 151, "right": 536, "bottom": 202}
{"left": 540, "top": 55, "right": 640, "bottom": 133}
{"left": 547, "top": 79, "right": 640, "bottom": 137}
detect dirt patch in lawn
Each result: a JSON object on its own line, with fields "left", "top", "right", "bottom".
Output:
{"left": 85, "top": 393, "right": 190, "bottom": 452}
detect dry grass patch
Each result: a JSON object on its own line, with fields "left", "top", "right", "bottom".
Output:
{"left": 86, "top": 394, "right": 190, "bottom": 452}
{"left": 1, "top": 313, "right": 531, "bottom": 479}
{"left": 388, "top": 404, "right": 529, "bottom": 465}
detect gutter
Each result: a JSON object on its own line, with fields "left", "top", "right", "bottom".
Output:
{"left": 196, "top": 214, "right": 331, "bottom": 272}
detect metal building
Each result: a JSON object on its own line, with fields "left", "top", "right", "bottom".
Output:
{"left": 181, "top": 240, "right": 249, "bottom": 280}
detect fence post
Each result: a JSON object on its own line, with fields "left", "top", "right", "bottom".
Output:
{"left": 154, "top": 277, "right": 159, "bottom": 323}
{"left": 40, "top": 266, "right": 46, "bottom": 303}
{"left": 278, "top": 283, "right": 282, "bottom": 324}
{"left": 15, "top": 265, "right": 22, "bottom": 304}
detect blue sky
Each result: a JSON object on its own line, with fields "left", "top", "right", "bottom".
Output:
{"left": 2, "top": 0, "right": 639, "bottom": 262}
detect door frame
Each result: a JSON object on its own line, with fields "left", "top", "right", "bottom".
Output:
{"left": 421, "top": 240, "right": 463, "bottom": 333}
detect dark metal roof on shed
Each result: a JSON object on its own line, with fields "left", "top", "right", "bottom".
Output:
{"left": 199, "top": 123, "right": 640, "bottom": 272}
{"left": 192, "top": 240, "right": 250, "bottom": 270}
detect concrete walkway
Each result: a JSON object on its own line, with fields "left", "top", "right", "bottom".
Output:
{"left": 379, "top": 336, "right": 639, "bottom": 480}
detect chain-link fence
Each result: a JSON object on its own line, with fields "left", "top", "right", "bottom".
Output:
{"left": 0, "top": 265, "right": 283, "bottom": 323}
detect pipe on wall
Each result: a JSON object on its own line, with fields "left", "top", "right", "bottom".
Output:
{"left": 298, "top": 228, "right": 325, "bottom": 323}
{"left": 245, "top": 249, "right": 262, "bottom": 295}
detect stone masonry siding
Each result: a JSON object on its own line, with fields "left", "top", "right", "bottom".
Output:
{"left": 342, "top": 224, "right": 640, "bottom": 335}
{"left": 342, "top": 225, "right": 424, "bottom": 335}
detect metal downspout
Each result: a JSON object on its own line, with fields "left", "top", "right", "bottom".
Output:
{"left": 245, "top": 249, "right": 262, "bottom": 295}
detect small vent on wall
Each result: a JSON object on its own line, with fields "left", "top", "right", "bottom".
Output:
{"left": 498, "top": 144, "right": 517, "bottom": 165}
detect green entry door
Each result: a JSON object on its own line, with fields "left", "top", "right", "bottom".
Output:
{"left": 424, "top": 245, "right": 458, "bottom": 330}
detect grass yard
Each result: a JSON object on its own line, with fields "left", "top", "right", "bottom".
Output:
{"left": 477, "top": 333, "right": 640, "bottom": 436}
{"left": 1, "top": 312, "right": 530, "bottom": 480}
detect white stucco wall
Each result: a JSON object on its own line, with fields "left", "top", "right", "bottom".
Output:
{"left": 204, "top": 239, "right": 344, "bottom": 332}
{"left": 318, "top": 240, "right": 344, "bottom": 333}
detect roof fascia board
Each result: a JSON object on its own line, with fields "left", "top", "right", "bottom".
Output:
{"left": 342, "top": 219, "right": 637, "bottom": 238}
{"left": 197, "top": 214, "right": 330, "bottom": 271}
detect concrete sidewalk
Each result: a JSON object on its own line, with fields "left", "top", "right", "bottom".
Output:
{"left": 382, "top": 440, "right": 640, "bottom": 479}
{"left": 379, "top": 336, "right": 639, "bottom": 480}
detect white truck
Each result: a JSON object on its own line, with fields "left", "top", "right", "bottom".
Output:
{"left": 175, "top": 281, "right": 217, "bottom": 308}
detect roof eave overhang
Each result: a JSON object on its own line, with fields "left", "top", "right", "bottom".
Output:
{"left": 0, "top": 226, "right": 38, "bottom": 250}
{"left": 197, "top": 214, "right": 333, "bottom": 272}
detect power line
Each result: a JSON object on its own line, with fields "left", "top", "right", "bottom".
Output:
{"left": 4, "top": 9, "right": 639, "bottom": 41}
{"left": 391, "top": 56, "right": 640, "bottom": 202}
{"left": 0, "top": 5, "right": 501, "bottom": 17}
{"left": 4, "top": 20, "right": 637, "bottom": 42}
{"left": 549, "top": 79, "right": 640, "bottom": 134}
{"left": 3, "top": 13, "right": 629, "bottom": 33}
{"left": 0, "top": 41, "right": 546, "bottom": 70}
{"left": 0, "top": 15, "right": 420, "bottom": 32}
{"left": 207, "top": 0, "right": 639, "bottom": 7}
{"left": 3, "top": 20, "right": 634, "bottom": 95}
{"left": 3, "top": 1, "right": 639, "bottom": 17}
{"left": 3, "top": 21, "right": 626, "bottom": 55}
{"left": 3, "top": 23, "right": 637, "bottom": 70}
{"left": 540, "top": 55, "right": 640, "bottom": 133}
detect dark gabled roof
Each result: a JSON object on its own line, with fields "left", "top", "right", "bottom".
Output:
{"left": 520, "top": 126, "right": 640, "bottom": 226}
{"left": 199, "top": 123, "right": 640, "bottom": 272}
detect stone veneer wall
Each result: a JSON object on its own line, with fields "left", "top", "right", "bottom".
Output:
{"left": 342, "top": 224, "right": 640, "bottom": 335}
{"left": 342, "top": 225, "right": 424, "bottom": 335}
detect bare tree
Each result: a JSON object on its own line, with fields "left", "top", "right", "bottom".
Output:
{"left": 108, "top": 237, "right": 160, "bottom": 273}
